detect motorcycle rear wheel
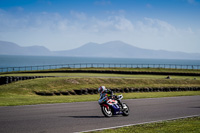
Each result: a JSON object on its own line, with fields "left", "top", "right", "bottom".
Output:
{"left": 101, "top": 106, "right": 112, "bottom": 117}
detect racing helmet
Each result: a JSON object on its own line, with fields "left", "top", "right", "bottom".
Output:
{"left": 98, "top": 86, "right": 106, "bottom": 93}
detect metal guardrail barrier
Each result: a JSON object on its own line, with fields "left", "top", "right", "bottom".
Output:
{"left": 0, "top": 63, "right": 200, "bottom": 73}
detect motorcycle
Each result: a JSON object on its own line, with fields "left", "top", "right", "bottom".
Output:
{"left": 99, "top": 94, "right": 129, "bottom": 117}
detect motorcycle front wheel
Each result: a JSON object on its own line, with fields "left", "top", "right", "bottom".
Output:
{"left": 101, "top": 106, "right": 112, "bottom": 117}
{"left": 122, "top": 103, "right": 129, "bottom": 116}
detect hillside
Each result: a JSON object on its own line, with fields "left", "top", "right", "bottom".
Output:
{"left": 53, "top": 41, "right": 200, "bottom": 59}
{"left": 1, "top": 40, "right": 200, "bottom": 59}
{"left": 0, "top": 41, "right": 51, "bottom": 56}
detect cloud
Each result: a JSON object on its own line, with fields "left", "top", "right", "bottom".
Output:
{"left": 134, "top": 17, "right": 200, "bottom": 52}
{"left": 57, "top": 19, "right": 68, "bottom": 31}
{"left": 70, "top": 11, "right": 87, "bottom": 20}
{"left": 0, "top": 9, "right": 199, "bottom": 53}
{"left": 112, "top": 16, "right": 134, "bottom": 31}
{"left": 78, "top": 16, "right": 134, "bottom": 36}
{"left": 0, "top": 9, "right": 27, "bottom": 31}
{"left": 144, "top": 17, "right": 177, "bottom": 33}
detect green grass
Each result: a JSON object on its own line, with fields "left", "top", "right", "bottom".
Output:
{"left": 90, "top": 117, "right": 200, "bottom": 133}
{"left": 0, "top": 77, "right": 200, "bottom": 95}
{"left": 1, "top": 67, "right": 200, "bottom": 75}
{"left": 0, "top": 91, "right": 200, "bottom": 106}
{"left": 0, "top": 76, "right": 200, "bottom": 106}
{"left": 0, "top": 95, "right": 99, "bottom": 106}
{"left": 0, "top": 68, "right": 200, "bottom": 106}
{"left": 64, "top": 67, "right": 200, "bottom": 73}
{"left": 1, "top": 73, "right": 200, "bottom": 80}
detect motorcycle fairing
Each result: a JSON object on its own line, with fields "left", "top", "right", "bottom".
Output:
{"left": 107, "top": 99, "right": 118, "bottom": 106}
{"left": 111, "top": 104, "right": 121, "bottom": 115}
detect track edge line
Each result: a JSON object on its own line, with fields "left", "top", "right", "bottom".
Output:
{"left": 77, "top": 114, "right": 200, "bottom": 133}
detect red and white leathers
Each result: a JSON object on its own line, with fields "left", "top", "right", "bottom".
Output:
{"left": 98, "top": 89, "right": 113, "bottom": 105}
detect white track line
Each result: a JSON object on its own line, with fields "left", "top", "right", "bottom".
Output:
{"left": 77, "top": 115, "right": 200, "bottom": 133}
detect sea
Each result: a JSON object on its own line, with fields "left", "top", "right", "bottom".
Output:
{"left": 0, "top": 55, "right": 200, "bottom": 72}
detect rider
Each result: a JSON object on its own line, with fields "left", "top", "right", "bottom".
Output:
{"left": 98, "top": 86, "right": 124, "bottom": 110}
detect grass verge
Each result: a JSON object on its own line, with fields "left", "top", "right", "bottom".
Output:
{"left": 89, "top": 116, "right": 200, "bottom": 133}
{"left": 1, "top": 73, "right": 200, "bottom": 80}
{"left": 1, "top": 77, "right": 200, "bottom": 94}
{"left": 0, "top": 91, "right": 200, "bottom": 106}
{"left": 1, "top": 67, "right": 200, "bottom": 75}
{"left": 0, "top": 68, "right": 200, "bottom": 106}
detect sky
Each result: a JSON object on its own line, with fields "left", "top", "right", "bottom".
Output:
{"left": 0, "top": 0, "right": 200, "bottom": 53}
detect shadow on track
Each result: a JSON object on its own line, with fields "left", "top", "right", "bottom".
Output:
{"left": 66, "top": 116, "right": 105, "bottom": 118}
{"left": 189, "top": 106, "right": 200, "bottom": 108}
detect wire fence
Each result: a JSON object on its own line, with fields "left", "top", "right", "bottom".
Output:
{"left": 0, "top": 63, "right": 200, "bottom": 73}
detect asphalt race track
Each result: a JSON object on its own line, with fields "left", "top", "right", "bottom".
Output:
{"left": 0, "top": 96, "right": 200, "bottom": 133}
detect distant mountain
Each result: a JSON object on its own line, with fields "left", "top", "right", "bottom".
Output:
{"left": 1, "top": 40, "right": 200, "bottom": 59}
{"left": 53, "top": 41, "right": 200, "bottom": 59}
{"left": 0, "top": 41, "right": 51, "bottom": 56}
